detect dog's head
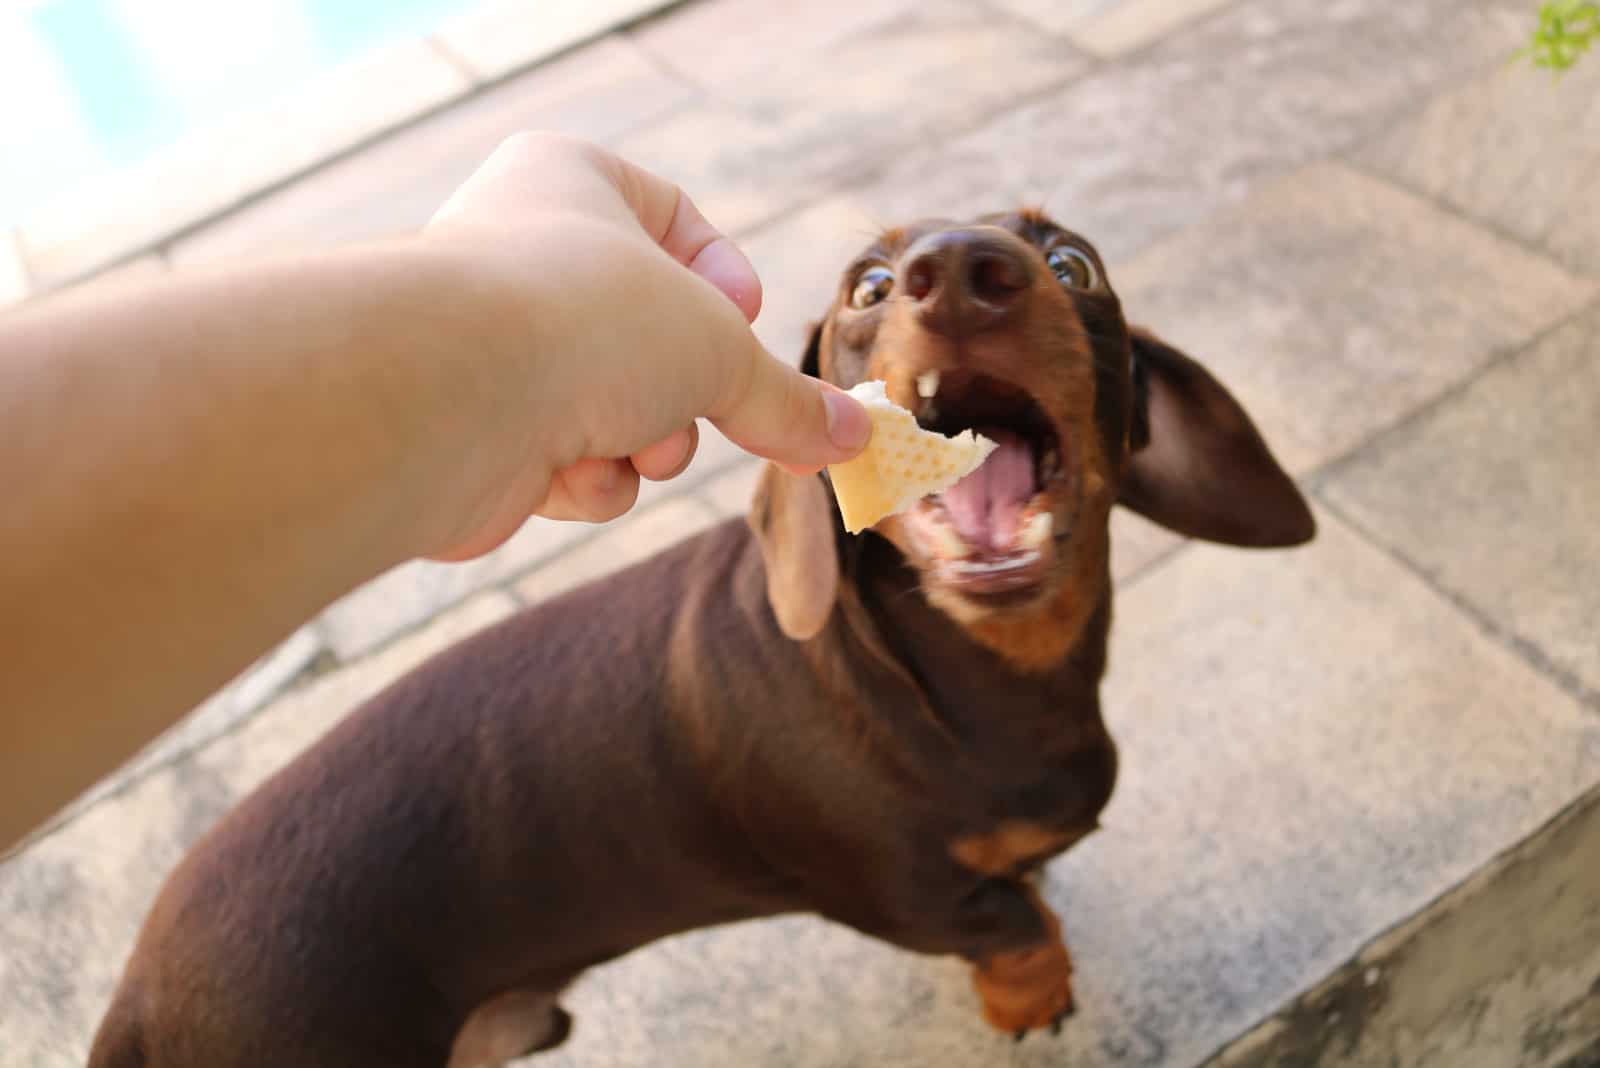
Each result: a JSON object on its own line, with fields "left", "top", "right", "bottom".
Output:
{"left": 751, "top": 211, "right": 1312, "bottom": 668}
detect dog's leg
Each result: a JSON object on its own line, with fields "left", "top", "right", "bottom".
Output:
{"left": 448, "top": 990, "right": 572, "bottom": 1068}
{"left": 956, "top": 879, "right": 1075, "bottom": 1038}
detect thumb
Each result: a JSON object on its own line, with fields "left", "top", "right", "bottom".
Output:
{"left": 710, "top": 350, "right": 872, "bottom": 472}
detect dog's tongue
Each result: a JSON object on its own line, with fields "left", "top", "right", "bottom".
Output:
{"left": 939, "top": 430, "right": 1035, "bottom": 552}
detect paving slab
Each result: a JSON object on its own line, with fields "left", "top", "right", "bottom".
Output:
{"left": 738, "top": 194, "right": 885, "bottom": 359}
{"left": 0, "top": 593, "right": 517, "bottom": 1068}
{"left": 1110, "top": 162, "right": 1594, "bottom": 475}
{"left": 852, "top": 0, "right": 1525, "bottom": 266}
{"left": 991, "top": 0, "right": 1238, "bottom": 56}
{"left": 1357, "top": 53, "right": 1600, "bottom": 278}
{"left": 18, "top": 38, "right": 470, "bottom": 288}
{"left": 699, "top": 458, "right": 764, "bottom": 518}
{"left": 1321, "top": 302, "right": 1600, "bottom": 699}
{"left": 318, "top": 513, "right": 592, "bottom": 662}
{"left": 630, "top": 0, "right": 919, "bottom": 94}
{"left": 988, "top": 0, "right": 1139, "bottom": 35}
{"left": 72, "top": 253, "right": 170, "bottom": 291}
{"left": 615, "top": 0, "right": 1090, "bottom": 235}
{"left": 1065, "top": 507, "right": 1599, "bottom": 1068}
{"left": 435, "top": 0, "right": 674, "bottom": 81}
{"left": 1064, "top": 0, "right": 1237, "bottom": 57}
{"left": 513, "top": 496, "right": 721, "bottom": 605}
{"left": 172, "top": 35, "right": 691, "bottom": 266}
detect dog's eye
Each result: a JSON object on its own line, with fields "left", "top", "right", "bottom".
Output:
{"left": 1046, "top": 247, "right": 1097, "bottom": 290}
{"left": 849, "top": 266, "right": 895, "bottom": 309}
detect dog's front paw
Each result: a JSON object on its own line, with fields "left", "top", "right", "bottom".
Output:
{"left": 971, "top": 937, "right": 1075, "bottom": 1039}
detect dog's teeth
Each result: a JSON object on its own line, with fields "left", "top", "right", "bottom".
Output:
{"left": 1019, "top": 512, "right": 1053, "bottom": 550}
{"left": 916, "top": 370, "right": 940, "bottom": 399}
{"left": 931, "top": 522, "right": 968, "bottom": 559}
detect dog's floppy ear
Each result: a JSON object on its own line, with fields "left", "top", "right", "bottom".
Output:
{"left": 1120, "top": 328, "right": 1314, "bottom": 547}
{"left": 748, "top": 323, "right": 841, "bottom": 640}
{"left": 750, "top": 466, "right": 840, "bottom": 640}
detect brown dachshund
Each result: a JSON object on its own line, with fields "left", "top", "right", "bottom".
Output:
{"left": 89, "top": 210, "right": 1312, "bottom": 1068}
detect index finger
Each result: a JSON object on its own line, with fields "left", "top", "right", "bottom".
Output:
{"left": 432, "top": 133, "right": 763, "bottom": 322}
{"left": 594, "top": 149, "right": 762, "bottom": 323}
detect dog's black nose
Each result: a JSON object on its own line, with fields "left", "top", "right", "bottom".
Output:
{"left": 902, "top": 228, "right": 1032, "bottom": 337}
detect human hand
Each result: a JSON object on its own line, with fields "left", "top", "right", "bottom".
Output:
{"left": 420, "top": 133, "right": 870, "bottom": 560}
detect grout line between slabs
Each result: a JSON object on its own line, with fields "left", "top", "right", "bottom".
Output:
{"left": 1314, "top": 492, "right": 1600, "bottom": 716}
{"left": 1304, "top": 295, "right": 1600, "bottom": 495}
{"left": 727, "top": 62, "right": 1103, "bottom": 244}
{"left": 1123, "top": 287, "right": 1599, "bottom": 597}
{"left": 1067, "top": 0, "right": 1248, "bottom": 65}
{"left": 425, "top": 34, "right": 487, "bottom": 85}
{"left": 1339, "top": 157, "right": 1598, "bottom": 283}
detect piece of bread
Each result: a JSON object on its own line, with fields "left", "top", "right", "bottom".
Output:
{"left": 827, "top": 380, "right": 998, "bottom": 534}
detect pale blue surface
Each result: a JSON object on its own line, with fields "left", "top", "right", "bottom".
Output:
{"left": 0, "top": 0, "right": 470, "bottom": 225}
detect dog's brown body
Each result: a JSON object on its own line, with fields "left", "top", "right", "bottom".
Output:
{"left": 91, "top": 212, "right": 1312, "bottom": 1068}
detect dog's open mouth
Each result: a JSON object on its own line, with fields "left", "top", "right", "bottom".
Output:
{"left": 902, "top": 371, "right": 1070, "bottom": 598}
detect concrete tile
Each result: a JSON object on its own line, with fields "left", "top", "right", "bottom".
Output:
{"left": 629, "top": 420, "right": 749, "bottom": 516}
{"left": 1054, "top": 507, "right": 1600, "bottom": 1068}
{"left": 75, "top": 254, "right": 169, "bottom": 289}
{"left": 630, "top": 0, "right": 919, "bottom": 94}
{"left": 853, "top": 0, "right": 1524, "bottom": 265}
{"left": 995, "top": 0, "right": 1236, "bottom": 55}
{"left": 699, "top": 459, "right": 763, "bottom": 518}
{"left": 987, "top": 0, "right": 1123, "bottom": 35}
{"left": 436, "top": 0, "right": 672, "bottom": 81}
{"left": 1110, "top": 508, "right": 1185, "bottom": 584}
{"left": 0, "top": 593, "right": 516, "bottom": 1068}
{"left": 514, "top": 496, "right": 721, "bottom": 604}
{"left": 20, "top": 38, "right": 470, "bottom": 287}
{"left": 612, "top": 106, "right": 798, "bottom": 235}
{"left": 318, "top": 516, "right": 590, "bottom": 662}
{"left": 1357, "top": 54, "right": 1600, "bottom": 277}
{"left": 1322, "top": 303, "right": 1600, "bottom": 696}
{"left": 1110, "top": 163, "right": 1595, "bottom": 475}
{"left": 616, "top": 0, "right": 1090, "bottom": 235}
{"left": 740, "top": 194, "right": 885, "bottom": 359}
{"left": 1, "top": 228, "right": 29, "bottom": 307}
{"left": 1066, "top": 0, "right": 1237, "bottom": 57}
{"left": 511, "top": 496, "right": 723, "bottom": 601}
{"left": 173, "top": 36, "right": 688, "bottom": 266}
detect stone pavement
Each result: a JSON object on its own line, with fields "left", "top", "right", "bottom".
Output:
{"left": 4, "top": 1, "right": 1600, "bottom": 1065}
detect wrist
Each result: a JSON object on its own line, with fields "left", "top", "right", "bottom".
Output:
{"left": 387, "top": 234, "right": 569, "bottom": 559}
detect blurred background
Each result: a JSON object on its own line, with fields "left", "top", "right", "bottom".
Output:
{"left": 2, "top": 2, "right": 1598, "bottom": 1066}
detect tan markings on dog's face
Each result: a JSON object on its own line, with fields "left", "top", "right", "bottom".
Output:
{"left": 950, "top": 820, "right": 1096, "bottom": 878}
{"left": 814, "top": 212, "right": 1134, "bottom": 670}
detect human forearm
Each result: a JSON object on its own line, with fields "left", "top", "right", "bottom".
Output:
{"left": 0, "top": 240, "right": 515, "bottom": 845}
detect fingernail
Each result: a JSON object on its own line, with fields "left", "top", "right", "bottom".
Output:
{"left": 823, "top": 389, "right": 871, "bottom": 452}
